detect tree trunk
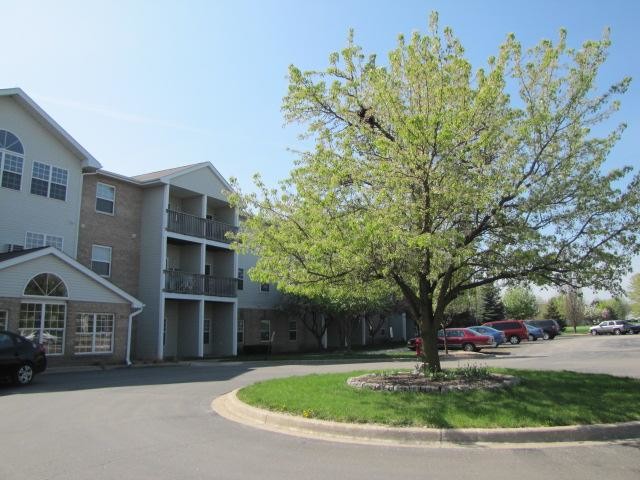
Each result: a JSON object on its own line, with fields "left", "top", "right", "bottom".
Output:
{"left": 419, "top": 318, "right": 441, "bottom": 372}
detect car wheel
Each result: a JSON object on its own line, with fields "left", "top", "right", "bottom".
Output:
{"left": 509, "top": 336, "right": 520, "bottom": 345}
{"left": 543, "top": 332, "right": 550, "bottom": 340}
{"left": 462, "top": 343, "right": 476, "bottom": 352}
{"left": 613, "top": 329, "right": 621, "bottom": 335}
{"left": 590, "top": 330, "right": 598, "bottom": 336}
{"left": 14, "top": 363, "right": 34, "bottom": 385}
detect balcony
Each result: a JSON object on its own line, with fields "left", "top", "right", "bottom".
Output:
{"left": 164, "top": 270, "right": 237, "bottom": 297}
{"left": 167, "top": 209, "right": 237, "bottom": 244}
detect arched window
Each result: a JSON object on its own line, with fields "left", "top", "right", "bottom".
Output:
{"left": 24, "top": 273, "right": 68, "bottom": 297}
{"left": 0, "top": 129, "right": 24, "bottom": 190}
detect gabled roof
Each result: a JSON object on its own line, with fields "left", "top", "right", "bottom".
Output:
{"left": 0, "top": 88, "right": 102, "bottom": 170}
{"left": 132, "top": 161, "right": 233, "bottom": 190}
{"left": 0, "top": 247, "right": 143, "bottom": 309}
{"left": 132, "top": 163, "right": 200, "bottom": 182}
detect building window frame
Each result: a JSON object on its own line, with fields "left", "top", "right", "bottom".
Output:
{"left": 288, "top": 320, "right": 297, "bottom": 342}
{"left": 30, "top": 161, "right": 68, "bottom": 201}
{"left": 91, "top": 244, "right": 112, "bottom": 277}
{"left": 237, "top": 316, "right": 244, "bottom": 343}
{"left": 259, "top": 319, "right": 270, "bottom": 342}
{"left": 95, "top": 182, "right": 116, "bottom": 215}
{"left": 74, "top": 313, "right": 115, "bottom": 355}
{"left": 0, "top": 129, "right": 24, "bottom": 191}
{"left": 203, "top": 318, "right": 210, "bottom": 345}
{"left": 18, "top": 301, "right": 66, "bottom": 356}
{"left": 237, "top": 268, "right": 244, "bottom": 291}
{"left": 0, "top": 310, "right": 7, "bottom": 330}
{"left": 25, "top": 231, "right": 64, "bottom": 250}
{"left": 259, "top": 283, "right": 270, "bottom": 293}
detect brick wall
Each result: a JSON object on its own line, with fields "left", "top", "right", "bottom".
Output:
{"left": 77, "top": 173, "right": 143, "bottom": 297}
{"left": 239, "top": 308, "right": 319, "bottom": 353}
{"left": 0, "top": 297, "right": 131, "bottom": 365}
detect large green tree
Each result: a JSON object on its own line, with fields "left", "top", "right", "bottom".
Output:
{"left": 231, "top": 14, "right": 640, "bottom": 371}
{"left": 503, "top": 286, "right": 538, "bottom": 320}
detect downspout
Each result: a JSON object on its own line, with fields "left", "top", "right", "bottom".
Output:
{"left": 126, "top": 307, "right": 144, "bottom": 366}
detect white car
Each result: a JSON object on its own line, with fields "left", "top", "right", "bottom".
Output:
{"left": 589, "top": 321, "right": 633, "bottom": 335}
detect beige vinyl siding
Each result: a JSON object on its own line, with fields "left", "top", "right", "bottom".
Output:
{"left": 0, "top": 96, "right": 83, "bottom": 258}
{"left": 0, "top": 255, "right": 123, "bottom": 303}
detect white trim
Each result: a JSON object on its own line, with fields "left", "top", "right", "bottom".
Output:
{"left": 73, "top": 312, "right": 115, "bottom": 355}
{"left": 95, "top": 181, "right": 116, "bottom": 215}
{"left": 0, "top": 309, "right": 8, "bottom": 330}
{"left": 163, "top": 292, "right": 237, "bottom": 303}
{"left": 0, "top": 88, "right": 101, "bottom": 169}
{"left": 0, "top": 247, "right": 143, "bottom": 308}
{"left": 91, "top": 244, "right": 112, "bottom": 278}
{"left": 21, "top": 271, "right": 69, "bottom": 299}
{"left": 30, "top": 160, "right": 68, "bottom": 202}
{"left": 19, "top": 300, "right": 67, "bottom": 356}
{"left": 24, "top": 231, "right": 64, "bottom": 251}
{"left": 0, "top": 148, "right": 25, "bottom": 192}
{"left": 159, "top": 162, "right": 233, "bottom": 191}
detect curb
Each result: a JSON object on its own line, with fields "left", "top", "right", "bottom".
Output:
{"left": 212, "top": 389, "right": 640, "bottom": 448}
{"left": 44, "top": 361, "right": 192, "bottom": 375}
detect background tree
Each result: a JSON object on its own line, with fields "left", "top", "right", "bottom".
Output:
{"left": 231, "top": 14, "right": 640, "bottom": 372}
{"left": 595, "top": 298, "right": 630, "bottom": 320}
{"left": 503, "top": 286, "right": 538, "bottom": 319}
{"left": 628, "top": 273, "right": 640, "bottom": 317}
{"left": 280, "top": 293, "right": 331, "bottom": 350}
{"left": 563, "top": 286, "right": 584, "bottom": 332}
{"left": 481, "top": 284, "right": 506, "bottom": 322}
{"left": 544, "top": 296, "right": 567, "bottom": 329}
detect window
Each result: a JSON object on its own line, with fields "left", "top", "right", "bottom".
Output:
{"left": 19, "top": 303, "right": 66, "bottom": 355}
{"left": 204, "top": 264, "right": 212, "bottom": 276}
{"left": 24, "top": 273, "right": 68, "bottom": 297}
{"left": 25, "top": 232, "right": 63, "bottom": 250}
{"left": 91, "top": 245, "right": 112, "bottom": 277}
{"left": 0, "top": 130, "right": 24, "bottom": 191}
{"left": 260, "top": 283, "right": 270, "bottom": 293}
{"left": 0, "top": 310, "right": 7, "bottom": 330}
{"left": 74, "top": 313, "right": 114, "bottom": 354}
{"left": 237, "top": 268, "right": 244, "bottom": 290}
{"left": 237, "top": 316, "right": 244, "bottom": 343}
{"left": 288, "top": 320, "right": 297, "bottom": 341}
{"left": 30, "top": 161, "right": 68, "bottom": 201}
{"left": 260, "top": 319, "right": 270, "bottom": 342}
{"left": 203, "top": 319, "right": 210, "bottom": 345}
{"left": 96, "top": 182, "right": 115, "bottom": 214}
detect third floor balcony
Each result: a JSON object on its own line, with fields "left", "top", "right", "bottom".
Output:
{"left": 167, "top": 209, "right": 238, "bottom": 244}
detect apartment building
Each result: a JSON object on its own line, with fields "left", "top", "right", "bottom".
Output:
{"left": 0, "top": 87, "right": 407, "bottom": 365}
{"left": 0, "top": 88, "right": 143, "bottom": 365}
{"left": 77, "top": 164, "right": 239, "bottom": 360}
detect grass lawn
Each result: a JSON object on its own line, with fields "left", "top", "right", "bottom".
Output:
{"left": 562, "top": 326, "right": 591, "bottom": 335}
{"left": 237, "top": 369, "right": 640, "bottom": 428}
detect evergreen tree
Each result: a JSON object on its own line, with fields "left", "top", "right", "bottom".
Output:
{"left": 481, "top": 285, "right": 506, "bottom": 322}
{"left": 545, "top": 300, "right": 562, "bottom": 320}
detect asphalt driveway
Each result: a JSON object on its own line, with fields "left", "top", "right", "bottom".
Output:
{"left": 1, "top": 335, "right": 639, "bottom": 480}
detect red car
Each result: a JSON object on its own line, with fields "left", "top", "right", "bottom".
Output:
{"left": 482, "top": 320, "right": 528, "bottom": 344}
{"left": 412, "top": 328, "right": 496, "bottom": 353}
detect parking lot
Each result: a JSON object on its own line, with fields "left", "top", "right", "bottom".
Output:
{"left": 1, "top": 334, "right": 639, "bottom": 480}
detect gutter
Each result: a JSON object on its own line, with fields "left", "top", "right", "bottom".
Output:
{"left": 126, "top": 306, "right": 144, "bottom": 366}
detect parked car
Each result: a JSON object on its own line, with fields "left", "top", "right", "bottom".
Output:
{"left": 482, "top": 320, "right": 529, "bottom": 344}
{"left": 623, "top": 322, "right": 640, "bottom": 334}
{"left": 526, "top": 319, "right": 560, "bottom": 340}
{"left": 524, "top": 323, "right": 544, "bottom": 341}
{"left": 407, "top": 337, "right": 418, "bottom": 350}
{"left": 437, "top": 328, "right": 496, "bottom": 352}
{"left": 0, "top": 331, "right": 47, "bottom": 385}
{"left": 467, "top": 325, "right": 506, "bottom": 346}
{"left": 589, "top": 320, "right": 634, "bottom": 335}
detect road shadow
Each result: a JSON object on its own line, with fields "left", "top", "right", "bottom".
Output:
{"left": 0, "top": 362, "right": 255, "bottom": 396}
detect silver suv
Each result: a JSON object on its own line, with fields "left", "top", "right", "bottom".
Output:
{"left": 589, "top": 320, "right": 633, "bottom": 336}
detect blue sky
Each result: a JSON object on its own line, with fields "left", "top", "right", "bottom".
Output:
{"left": 3, "top": 0, "right": 639, "bottom": 297}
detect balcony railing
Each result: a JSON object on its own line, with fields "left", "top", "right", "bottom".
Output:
{"left": 164, "top": 270, "right": 237, "bottom": 297}
{"left": 167, "top": 209, "right": 237, "bottom": 243}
